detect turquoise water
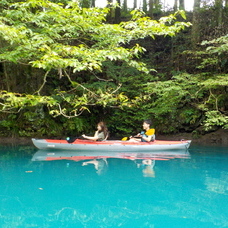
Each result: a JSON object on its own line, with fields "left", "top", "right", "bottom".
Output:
{"left": 0, "top": 144, "right": 227, "bottom": 227}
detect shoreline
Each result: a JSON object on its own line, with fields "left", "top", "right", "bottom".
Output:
{"left": 0, "top": 129, "right": 227, "bottom": 146}
{"left": 157, "top": 129, "right": 228, "bottom": 146}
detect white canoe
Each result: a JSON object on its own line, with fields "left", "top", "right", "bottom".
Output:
{"left": 32, "top": 138, "right": 191, "bottom": 152}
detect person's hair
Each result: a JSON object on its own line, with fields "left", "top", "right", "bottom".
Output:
{"left": 98, "top": 121, "right": 109, "bottom": 138}
{"left": 143, "top": 119, "right": 152, "bottom": 126}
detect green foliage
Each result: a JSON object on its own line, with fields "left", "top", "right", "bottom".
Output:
{"left": 0, "top": 0, "right": 191, "bottom": 121}
{"left": 201, "top": 34, "right": 228, "bottom": 53}
{"left": 143, "top": 72, "right": 227, "bottom": 133}
{"left": 0, "top": 1, "right": 226, "bottom": 137}
{"left": 0, "top": 2, "right": 190, "bottom": 73}
{"left": 200, "top": 35, "right": 228, "bottom": 72}
{"left": 204, "top": 111, "right": 228, "bottom": 131}
{"left": 0, "top": 106, "right": 90, "bottom": 137}
{"left": 107, "top": 107, "right": 151, "bottom": 137}
{"left": 199, "top": 74, "right": 228, "bottom": 87}
{"left": 185, "top": 34, "right": 228, "bottom": 73}
{"left": 0, "top": 114, "right": 18, "bottom": 136}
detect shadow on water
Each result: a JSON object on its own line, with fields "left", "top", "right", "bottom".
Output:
{"left": 0, "top": 145, "right": 227, "bottom": 227}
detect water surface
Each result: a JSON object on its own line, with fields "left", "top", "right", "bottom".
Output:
{"left": 0, "top": 144, "right": 227, "bottom": 227}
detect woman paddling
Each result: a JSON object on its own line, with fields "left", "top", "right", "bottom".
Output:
{"left": 82, "top": 121, "right": 108, "bottom": 141}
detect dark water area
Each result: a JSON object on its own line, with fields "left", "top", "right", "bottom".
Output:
{"left": 0, "top": 143, "right": 227, "bottom": 227}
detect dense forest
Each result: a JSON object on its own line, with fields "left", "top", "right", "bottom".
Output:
{"left": 0, "top": 0, "right": 227, "bottom": 139}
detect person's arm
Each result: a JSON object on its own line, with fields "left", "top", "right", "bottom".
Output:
{"left": 142, "top": 129, "right": 155, "bottom": 142}
{"left": 82, "top": 131, "right": 99, "bottom": 141}
{"left": 141, "top": 135, "right": 152, "bottom": 142}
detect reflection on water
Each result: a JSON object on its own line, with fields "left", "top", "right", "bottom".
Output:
{"left": 32, "top": 149, "right": 191, "bottom": 177}
{"left": 136, "top": 159, "right": 156, "bottom": 177}
{"left": 0, "top": 145, "right": 227, "bottom": 227}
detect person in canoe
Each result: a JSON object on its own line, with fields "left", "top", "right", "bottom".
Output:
{"left": 82, "top": 121, "right": 109, "bottom": 141}
{"left": 129, "top": 119, "right": 155, "bottom": 142}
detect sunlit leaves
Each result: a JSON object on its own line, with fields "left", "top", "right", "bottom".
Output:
{"left": 0, "top": 91, "right": 57, "bottom": 111}
{"left": 0, "top": 1, "right": 191, "bottom": 73}
{"left": 194, "top": 34, "right": 228, "bottom": 70}
{"left": 0, "top": 0, "right": 191, "bottom": 119}
{"left": 204, "top": 111, "right": 228, "bottom": 130}
{"left": 201, "top": 34, "right": 228, "bottom": 54}
{"left": 200, "top": 75, "right": 228, "bottom": 87}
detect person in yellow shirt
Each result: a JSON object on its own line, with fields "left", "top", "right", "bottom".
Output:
{"left": 129, "top": 119, "right": 155, "bottom": 142}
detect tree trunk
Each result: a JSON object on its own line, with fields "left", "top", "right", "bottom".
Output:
{"left": 215, "top": 0, "right": 223, "bottom": 26}
{"left": 174, "top": 0, "right": 178, "bottom": 11}
{"left": 3, "top": 63, "right": 19, "bottom": 92}
{"left": 133, "top": 0, "right": 137, "bottom": 9}
{"left": 143, "top": 0, "right": 147, "bottom": 12}
{"left": 106, "top": 0, "right": 114, "bottom": 22}
{"left": 154, "top": 0, "right": 160, "bottom": 12}
{"left": 191, "top": 0, "right": 201, "bottom": 48}
{"left": 115, "top": 0, "right": 121, "bottom": 23}
{"left": 123, "top": 0, "right": 127, "bottom": 12}
{"left": 91, "top": 0, "right": 95, "bottom": 7}
{"left": 81, "top": 0, "right": 90, "bottom": 8}
{"left": 179, "top": 0, "right": 185, "bottom": 10}
{"left": 148, "top": 0, "right": 154, "bottom": 18}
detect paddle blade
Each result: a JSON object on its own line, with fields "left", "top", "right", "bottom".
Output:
{"left": 121, "top": 137, "right": 128, "bottom": 141}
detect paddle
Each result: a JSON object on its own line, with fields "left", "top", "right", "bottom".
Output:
{"left": 121, "top": 131, "right": 145, "bottom": 141}
{"left": 121, "top": 137, "right": 129, "bottom": 141}
{"left": 123, "top": 129, "right": 156, "bottom": 142}
{"left": 66, "top": 137, "right": 78, "bottom": 143}
{"left": 66, "top": 136, "right": 84, "bottom": 143}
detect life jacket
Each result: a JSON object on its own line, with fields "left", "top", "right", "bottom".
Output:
{"left": 141, "top": 129, "right": 155, "bottom": 142}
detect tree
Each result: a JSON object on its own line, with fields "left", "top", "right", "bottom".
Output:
{"left": 115, "top": 0, "right": 121, "bottom": 23}
{"left": 192, "top": 0, "right": 201, "bottom": 47}
{"left": 133, "top": 0, "right": 137, "bottom": 9}
{"left": 148, "top": 0, "right": 161, "bottom": 18}
{"left": 148, "top": 0, "right": 154, "bottom": 17}
{"left": 174, "top": 0, "right": 178, "bottom": 11}
{"left": 80, "top": 0, "right": 90, "bottom": 8}
{"left": 144, "top": 72, "right": 228, "bottom": 133}
{"left": 143, "top": 0, "right": 147, "bottom": 12}
{"left": 215, "top": 0, "right": 223, "bottom": 26}
{"left": 106, "top": 0, "right": 114, "bottom": 22}
{"left": 0, "top": 0, "right": 190, "bottom": 127}
{"left": 179, "top": 0, "right": 185, "bottom": 10}
{"left": 123, "top": 0, "right": 128, "bottom": 12}
{"left": 154, "top": 0, "right": 160, "bottom": 7}
{"left": 173, "top": 0, "right": 185, "bottom": 11}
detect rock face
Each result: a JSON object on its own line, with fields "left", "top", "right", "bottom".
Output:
{"left": 194, "top": 129, "right": 228, "bottom": 145}
{"left": 157, "top": 129, "right": 228, "bottom": 146}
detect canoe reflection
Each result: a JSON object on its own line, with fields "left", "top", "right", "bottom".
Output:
{"left": 32, "top": 150, "right": 190, "bottom": 177}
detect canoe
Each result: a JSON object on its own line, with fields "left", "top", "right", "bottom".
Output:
{"left": 32, "top": 149, "right": 191, "bottom": 162}
{"left": 32, "top": 138, "right": 191, "bottom": 151}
